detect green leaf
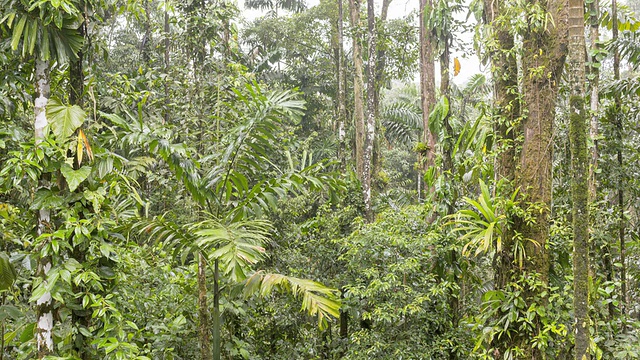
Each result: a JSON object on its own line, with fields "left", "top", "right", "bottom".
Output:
{"left": 47, "top": 98, "right": 85, "bottom": 141}
{"left": 0, "top": 252, "right": 17, "bottom": 291}
{"left": 20, "top": 323, "right": 35, "bottom": 343}
{"left": 10, "top": 16, "right": 26, "bottom": 51}
{"left": 61, "top": 164, "right": 91, "bottom": 192}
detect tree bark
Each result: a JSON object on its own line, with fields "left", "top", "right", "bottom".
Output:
{"left": 163, "top": 4, "right": 170, "bottom": 125}
{"left": 419, "top": 0, "right": 437, "bottom": 192}
{"left": 516, "top": 0, "right": 567, "bottom": 357}
{"left": 484, "top": 0, "right": 520, "bottom": 290}
{"left": 198, "top": 253, "right": 213, "bottom": 360}
{"left": 348, "top": 0, "right": 365, "bottom": 180}
{"left": 362, "top": 0, "right": 376, "bottom": 220}
{"left": 336, "top": 0, "right": 347, "bottom": 166}
{"left": 212, "top": 258, "right": 221, "bottom": 360}
{"left": 518, "top": 0, "right": 567, "bottom": 283}
{"left": 34, "top": 59, "right": 54, "bottom": 359}
{"left": 588, "top": 0, "right": 599, "bottom": 197}
{"left": 568, "top": 0, "right": 590, "bottom": 356}
{"left": 611, "top": 0, "right": 627, "bottom": 320}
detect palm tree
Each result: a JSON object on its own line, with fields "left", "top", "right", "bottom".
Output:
{"left": 116, "top": 82, "right": 341, "bottom": 360}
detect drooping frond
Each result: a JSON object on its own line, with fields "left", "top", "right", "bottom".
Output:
{"left": 601, "top": 77, "right": 640, "bottom": 98}
{"left": 606, "top": 30, "right": 640, "bottom": 70}
{"left": 244, "top": 270, "right": 341, "bottom": 329}
{"left": 381, "top": 102, "right": 423, "bottom": 146}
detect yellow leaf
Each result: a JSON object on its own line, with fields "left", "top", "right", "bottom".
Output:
{"left": 78, "top": 129, "right": 94, "bottom": 162}
{"left": 77, "top": 133, "right": 83, "bottom": 166}
{"left": 454, "top": 57, "right": 461, "bottom": 76}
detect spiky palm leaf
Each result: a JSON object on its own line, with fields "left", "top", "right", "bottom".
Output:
{"left": 607, "top": 30, "right": 640, "bottom": 70}
{"left": 244, "top": 271, "right": 341, "bottom": 329}
{"left": 381, "top": 101, "right": 423, "bottom": 146}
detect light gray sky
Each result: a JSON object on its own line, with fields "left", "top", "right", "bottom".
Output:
{"left": 237, "top": 0, "right": 484, "bottom": 85}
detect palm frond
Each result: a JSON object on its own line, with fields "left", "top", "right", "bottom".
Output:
{"left": 381, "top": 102, "right": 423, "bottom": 146}
{"left": 244, "top": 270, "right": 341, "bottom": 329}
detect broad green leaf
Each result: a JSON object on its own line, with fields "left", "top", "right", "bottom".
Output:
{"left": 20, "top": 323, "right": 35, "bottom": 343}
{"left": 0, "top": 252, "right": 17, "bottom": 291}
{"left": 60, "top": 164, "right": 91, "bottom": 192}
{"left": 47, "top": 98, "right": 85, "bottom": 141}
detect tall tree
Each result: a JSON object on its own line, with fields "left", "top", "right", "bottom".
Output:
{"left": 484, "top": 0, "right": 520, "bottom": 289}
{"left": 363, "top": 0, "right": 376, "bottom": 219}
{"left": 567, "top": 0, "right": 590, "bottom": 356}
{"left": 349, "top": 0, "right": 366, "bottom": 179}
{"left": 418, "top": 0, "right": 437, "bottom": 193}
{"left": 517, "top": 0, "right": 567, "bottom": 284}
{"left": 335, "top": 0, "right": 347, "bottom": 165}
{"left": 611, "top": 0, "right": 627, "bottom": 318}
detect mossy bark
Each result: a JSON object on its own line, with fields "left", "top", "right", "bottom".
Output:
{"left": 419, "top": 0, "right": 437, "bottom": 192}
{"left": 568, "top": 0, "right": 590, "bottom": 356}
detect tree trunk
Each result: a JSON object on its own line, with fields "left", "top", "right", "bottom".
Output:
{"left": 419, "top": 0, "right": 437, "bottom": 191}
{"left": 484, "top": 0, "right": 520, "bottom": 290}
{"left": 163, "top": 5, "right": 170, "bottom": 125}
{"left": 517, "top": 0, "right": 567, "bottom": 357}
{"left": 611, "top": 0, "right": 627, "bottom": 320}
{"left": 518, "top": 0, "right": 567, "bottom": 283}
{"left": 198, "top": 253, "right": 213, "bottom": 360}
{"left": 336, "top": 0, "right": 347, "bottom": 166}
{"left": 568, "top": 0, "right": 590, "bottom": 356}
{"left": 34, "top": 59, "right": 54, "bottom": 359}
{"left": 212, "top": 259, "right": 221, "bottom": 360}
{"left": 588, "top": 0, "right": 599, "bottom": 197}
{"left": 363, "top": 0, "right": 376, "bottom": 220}
{"left": 348, "top": 0, "right": 365, "bottom": 180}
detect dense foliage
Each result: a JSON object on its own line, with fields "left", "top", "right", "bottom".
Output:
{"left": 1, "top": 0, "right": 639, "bottom": 359}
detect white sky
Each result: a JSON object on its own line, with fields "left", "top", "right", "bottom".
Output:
{"left": 237, "top": 0, "right": 484, "bottom": 86}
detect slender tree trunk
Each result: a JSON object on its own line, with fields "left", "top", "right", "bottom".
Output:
{"left": 419, "top": 0, "right": 437, "bottom": 191}
{"left": 440, "top": 25, "right": 453, "bottom": 179}
{"left": 212, "top": 259, "right": 221, "bottom": 360}
{"left": 34, "top": 59, "right": 54, "bottom": 359}
{"left": 588, "top": 0, "right": 599, "bottom": 197}
{"left": 142, "top": 0, "right": 152, "bottom": 64}
{"left": 349, "top": 0, "right": 365, "bottom": 180}
{"left": 69, "top": 9, "right": 91, "bottom": 359}
{"left": 163, "top": 4, "right": 170, "bottom": 125}
{"left": 198, "top": 253, "right": 212, "bottom": 360}
{"left": 611, "top": 0, "right": 627, "bottom": 320}
{"left": 336, "top": 0, "right": 347, "bottom": 166}
{"left": 362, "top": 0, "right": 376, "bottom": 220}
{"left": 568, "top": 0, "right": 590, "bottom": 357}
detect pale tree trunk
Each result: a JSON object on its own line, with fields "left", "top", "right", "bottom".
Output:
{"left": 419, "top": 0, "right": 437, "bottom": 192}
{"left": 362, "top": 0, "right": 376, "bottom": 220}
{"left": 336, "top": 0, "right": 347, "bottom": 166}
{"left": 34, "top": 59, "right": 54, "bottom": 358}
{"left": 568, "top": 0, "right": 590, "bottom": 356}
{"left": 611, "top": 0, "right": 627, "bottom": 320}
{"left": 349, "top": 0, "right": 365, "bottom": 179}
